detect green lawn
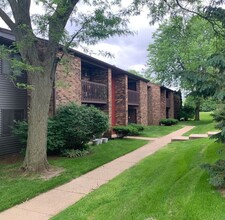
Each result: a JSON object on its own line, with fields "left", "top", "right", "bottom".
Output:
{"left": 179, "top": 112, "right": 217, "bottom": 136}
{"left": 0, "top": 139, "right": 147, "bottom": 212}
{"left": 139, "top": 125, "right": 183, "bottom": 137}
{"left": 53, "top": 138, "right": 225, "bottom": 220}
{"left": 138, "top": 112, "right": 216, "bottom": 138}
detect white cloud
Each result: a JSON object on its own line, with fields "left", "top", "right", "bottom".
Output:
{"left": 84, "top": 7, "right": 158, "bottom": 71}
{"left": 0, "top": 2, "right": 156, "bottom": 72}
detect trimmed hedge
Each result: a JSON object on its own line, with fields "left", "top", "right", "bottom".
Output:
{"left": 129, "top": 123, "right": 144, "bottom": 132}
{"left": 159, "top": 118, "right": 178, "bottom": 126}
{"left": 13, "top": 103, "right": 109, "bottom": 154}
{"left": 113, "top": 124, "right": 142, "bottom": 138}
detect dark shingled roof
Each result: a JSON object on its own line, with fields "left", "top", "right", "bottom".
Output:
{"left": 0, "top": 27, "right": 149, "bottom": 82}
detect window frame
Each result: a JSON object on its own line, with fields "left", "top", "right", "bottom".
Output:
{"left": 1, "top": 109, "right": 25, "bottom": 136}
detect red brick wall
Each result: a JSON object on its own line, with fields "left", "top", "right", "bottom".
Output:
{"left": 147, "top": 83, "right": 162, "bottom": 125}
{"left": 107, "top": 68, "right": 112, "bottom": 126}
{"left": 114, "top": 73, "right": 128, "bottom": 125}
{"left": 161, "top": 88, "right": 166, "bottom": 119}
{"left": 137, "top": 80, "right": 148, "bottom": 125}
{"left": 55, "top": 56, "right": 81, "bottom": 107}
{"left": 169, "top": 91, "right": 174, "bottom": 118}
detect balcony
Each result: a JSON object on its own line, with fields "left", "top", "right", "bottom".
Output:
{"left": 166, "top": 98, "right": 170, "bottom": 107}
{"left": 81, "top": 80, "right": 107, "bottom": 104}
{"left": 128, "top": 90, "right": 139, "bottom": 105}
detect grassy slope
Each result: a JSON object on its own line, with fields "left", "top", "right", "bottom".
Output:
{"left": 180, "top": 112, "right": 217, "bottom": 136}
{"left": 53, "top": 138, "right": 225, "bottom": 220}
{"left": 0, "top": 139, "right": 147, "bottom": 212}
{"left": 139, "top": 125, "right": 183, "bottom": 137}
{"left": 138, "top": 112, "right": 216, "bottom": 138}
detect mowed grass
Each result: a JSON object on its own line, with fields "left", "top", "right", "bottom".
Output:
{"left": 53, "top": 138, "right": 225, "bottom": 220}
{"left": 0, "top": 139, "right": 148, "bottom": 212}
{"left": 139, "top": 125, "right": 183, "bottom": 137}
{"left": 180, "top": 112, "right": 218, "bottom": 136}
{"left": 140, "top": 112, "right": 217, "bottom": 138}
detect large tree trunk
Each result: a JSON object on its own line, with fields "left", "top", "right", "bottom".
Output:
{"left": 22, "top": 69, "right": 53, "bottom": 173}
{"left": 194, "top": 102, "right": 200, "bottom": 121}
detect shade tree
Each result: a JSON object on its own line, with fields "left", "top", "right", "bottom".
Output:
{"left": 0, "top": 0, "right": 133, "bottom": 173}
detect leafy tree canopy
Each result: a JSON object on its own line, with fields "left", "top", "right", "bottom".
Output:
{"left": 128, "top": 0, "right": 225, "bottom": 36}
{"left": 147, "top": 16, "right": 225, "bottom": 99}
{"left": 0, "top": 0, "right": 135, "bottom": 173}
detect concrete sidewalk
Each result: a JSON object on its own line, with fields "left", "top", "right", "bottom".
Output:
{"left": 0, "top": 126, "right": 194, "bottom": 220}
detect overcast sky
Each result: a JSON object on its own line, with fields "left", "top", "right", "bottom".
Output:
{"left": 86, "top": 13, "right": 157, "bottom": 72}
{"left": 0, "top": 2, "right": 157, "bottom": 72}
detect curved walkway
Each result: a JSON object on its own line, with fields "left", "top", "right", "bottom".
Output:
{"left": 0, "top": 126, "right": 194, "bottom": 220}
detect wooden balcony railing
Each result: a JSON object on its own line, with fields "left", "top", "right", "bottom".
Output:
{"left": 128, "top": 90, "right": 139, "bottom": 105}
{"left": 166, "top": 98, "right": 170, "bottom": 107}
{"left": 81, "top": 80, "right": 107, "bottom": 104}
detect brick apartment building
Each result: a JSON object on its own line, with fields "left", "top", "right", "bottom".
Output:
{"left": 0, "top": 28, "right": 181, "bottom": 155}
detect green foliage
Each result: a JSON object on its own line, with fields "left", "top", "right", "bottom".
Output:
{"left": 178, "top": 105, "right": 195, "bottom": 121}
{"left": 185, "top": 95, "right": 220, "bottom": 112}
{"left": 159, "top": 118, "right": 178, "bottom": 126}
{"left": 128, "top": 123, "right": 144, "bottom": 132}
{"left": 113, "top": 125, "right": 140, "bottom": 137}
{"left": 202, "top": 160, "right": 225, "bottom": 187}
{"left": 61, "top": 148, "right": 91, "bottom": 158}
{"left": 201, "top": 97, "right": 219, "bottom": 112}
{"left": 12, "top": 120, "right": 28, "bottom": 146}
{"left": 127, "top": 0, "right": 225, "bottom": 37}
{"left": 49, "top": 103, "right": 109, "bottom": 150}
{"left": 13, "top": 120, "right": 65, "bottom": 154}
{"left": 13, "top": 103, "right": 109, "bottom": 153}
{"left": 46, "top": 119, "right": 65, "bottom": 153}
{"left": 201, "top": 106, "right": 225, "bottom": 187}
{"left": 211, "top": 106, "right": 225, "bottom": 143}
{"left": 147, "top": 16, "right": 225, "bottom": 99}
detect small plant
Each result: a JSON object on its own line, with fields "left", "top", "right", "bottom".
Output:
{"left": 201, "top": 160, "right": 225, "bottom": 187}
{"left": 211, "top": 106, "right": 225, "bottom": 143}
{"left": 159, "top": 118, "right": 178, "bottom": 126}
{"left": 54, "top": 103, "right": 109, "bottom": 150}
{"left": 201, "top": 106, "right": 225, "bottom": 187}
{"left": 12, "top": 120, "right": 28, "bottom": 146}
{"left": 129, "top": 123, "right": 145, "bottom": 132}
{"left": 113, "top": 125, "right": 139, "bottom": 138}
{"left": 61, "top": 149, "right": 91, "bottom": 158}
{"left": 13, "top": 119, "right": 65, "bottom": 154}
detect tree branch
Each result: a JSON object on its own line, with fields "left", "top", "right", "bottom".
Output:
{"left": 59, "top": 20, "right": 89, "bottom": 60}
{"left": 7, "top": 0, "right": 19, "bottom": 22}
{"left": 0, "top": 8, "right": 15, "bottom": 30}
{"left": 175, "top": 0, "right": 225, "bottom": 37}
{"left": 47, "top": 0, "right": 80, "bottom": 62}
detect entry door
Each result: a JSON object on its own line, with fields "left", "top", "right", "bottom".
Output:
{"left": 128, "top": 108, "right": 137, "bottom": 124}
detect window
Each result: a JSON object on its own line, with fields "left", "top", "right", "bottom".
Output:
{"left": 1, "top": 54, "right": 22, "bottom": 75}
{"left": 1, "top": 109, "right": 25, "bottom": 136}
{"left": 1, "top": 58, "right": 10, "bottom": 75}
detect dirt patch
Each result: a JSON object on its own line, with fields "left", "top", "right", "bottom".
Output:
{"left": 0, "top": 155, "right": 62, "bottom": 165}
{"left": 1, "top": 155, "right": 64, "bottom": 180}
{"left": 0, "top": 153, "right": 23, "bottom": 165}
{"left": 39, "top": 166, "right": 64, "bottom": 180}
